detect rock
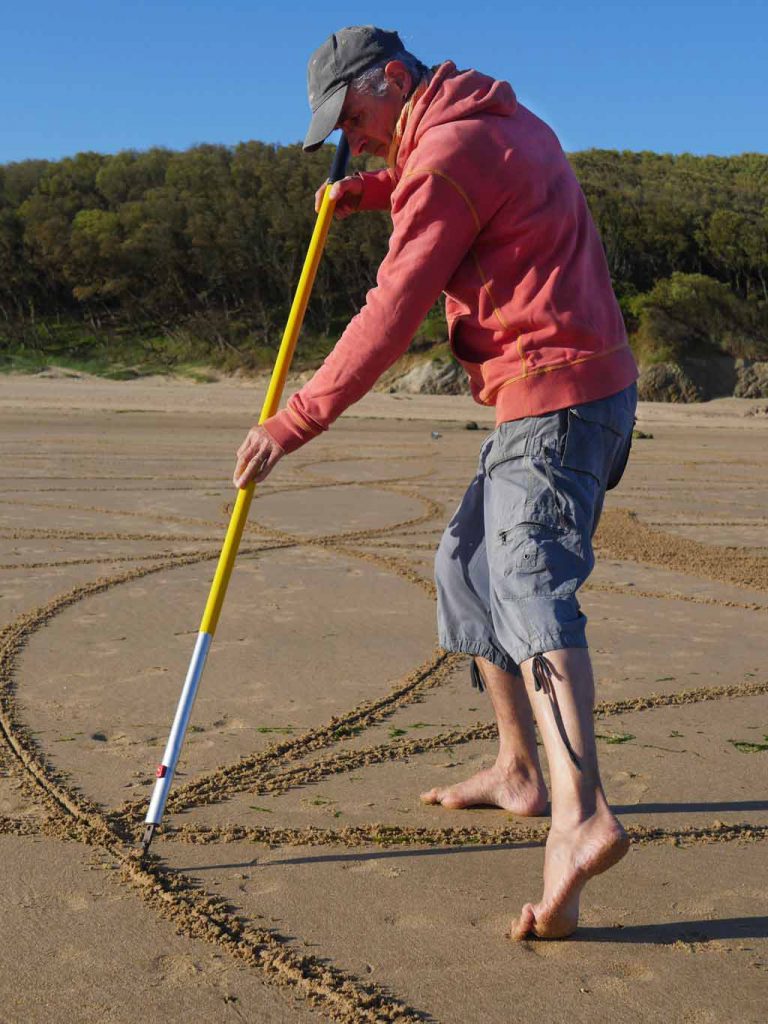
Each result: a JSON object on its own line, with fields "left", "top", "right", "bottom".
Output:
{"left": 36, "top": 366, "right": 85, "bottom": 379}
{"left": 638, "top": 355, "right": 740, "bottom": 402}
{"left": 387, "top": 359, "right": 470, "bottom": 395}
{"left": 465, "top": 421, "right": 479, "bottom": 430}
{"left": 637, "top": 362, "right": 703, "bottom": 402}
{"left": 638, "top": 355, "right": 768, "bottom": 402}
{"left": 734, "top": 359, "right": 768, "bottom": 399}
{"left": 386, "top": 348, "right": 768, "bottom": 403}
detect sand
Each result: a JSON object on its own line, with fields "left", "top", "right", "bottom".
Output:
{"left": 1, "top": 373, "right": 766, "bottom": 1023}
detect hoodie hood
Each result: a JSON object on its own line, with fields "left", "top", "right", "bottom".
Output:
{"left": 393, "top": 61, "right": 518, "bottom": 175}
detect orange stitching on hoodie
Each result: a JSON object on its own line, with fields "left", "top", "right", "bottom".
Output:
{"left": 404, "top": 167, "right": 481, "bottom": 230}
{"left": 286, "top": 405, "right": 320, "bottom": 435}
{"left": 470, "top": 252, "right": 511, "bottom": 334}
{"left": 489, "top": 341, "right": 632, "bottom": 400}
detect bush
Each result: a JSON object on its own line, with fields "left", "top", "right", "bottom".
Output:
{"left": 630, "top": 273, "right": 768, "bottom": 364}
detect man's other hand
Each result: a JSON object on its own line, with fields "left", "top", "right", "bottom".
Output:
{"left": 314, "top": 173, "right": 364, "bottom": 220}
{"left": 233, "top": 425, "right": 284, "bottom": 489}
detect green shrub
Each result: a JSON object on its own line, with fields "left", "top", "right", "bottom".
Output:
{"left": 630, "top": 273, "right": 768, "bottom": 364}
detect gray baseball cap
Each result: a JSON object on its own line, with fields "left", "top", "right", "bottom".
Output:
{"left": 303, "top": 25, "right": 404, "bottom": 152}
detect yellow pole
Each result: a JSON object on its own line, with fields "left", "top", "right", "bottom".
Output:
{"left": 198, "top": 174, "right": 341, "bottom": 635}
{"left": 141, "top": 136, "right": 349, "bottom": 854}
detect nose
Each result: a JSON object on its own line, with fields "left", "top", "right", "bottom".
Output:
{"left": 347, "top": 131, "right": 367, "bottom": 157}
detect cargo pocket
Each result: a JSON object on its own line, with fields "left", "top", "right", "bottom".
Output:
{"left": 495, "top": 503, "right": 587, "bottom": 601}
{"left": 498, "top": 515, "right": 563, "bottom": 575}
{"left": 493, "top": 451, "right": 583, "bottom": 600}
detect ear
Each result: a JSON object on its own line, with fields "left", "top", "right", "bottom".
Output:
{"left": 383, "top": 60, "right": 412, "bottom": 96}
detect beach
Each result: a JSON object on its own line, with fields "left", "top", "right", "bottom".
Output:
{"left": 0, "top": 374, "right": 766, "bottom": 1023}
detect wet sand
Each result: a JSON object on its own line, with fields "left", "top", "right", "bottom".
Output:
{"left": 1, "top": 375, "right": 766, "bottom": 1023}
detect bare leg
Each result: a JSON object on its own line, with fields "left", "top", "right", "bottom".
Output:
{"left": 420, "top": 657, "right": 548, "bottom": 815}
{"left": 509, "top": 648, "right": 629, "bottom": 940}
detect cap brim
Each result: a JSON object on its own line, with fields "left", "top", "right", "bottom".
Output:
{"left": 303, "top": 84, "right": 347, "bottom": 152}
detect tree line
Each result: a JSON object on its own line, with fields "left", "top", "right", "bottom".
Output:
{"left": 1, "top": 143, "right": 766, "bottom": 369}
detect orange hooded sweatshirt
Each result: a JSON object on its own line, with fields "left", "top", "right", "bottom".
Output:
{"left": 263, "top": 61, "right": 638, "bottom": 454}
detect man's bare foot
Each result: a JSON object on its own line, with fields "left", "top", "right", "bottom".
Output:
{"left": 420, "top": 762, "right": 548, "bottom": 816}
{"left": 508, "top": 809, "right": 629, "bottom": 940}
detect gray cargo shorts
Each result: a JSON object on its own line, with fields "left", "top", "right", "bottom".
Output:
{"left": 435, "top": 383, "right": 637, "bottom": 671}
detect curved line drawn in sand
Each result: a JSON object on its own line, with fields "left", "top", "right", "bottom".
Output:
{"left": 0, "top": 496, "right": 233, "bottom": 533}
{"left": 2, "top": 445, "right": 767, "bottom": 1021}
{"left": 0, "top": 555, "right": 434, "bottom": 1019}
{"left": 0, "top": 459, "right": 461, "bottom": 1018}
{"left": 0, "top": 526, "right": 225, "bottom": 543}
{"left": 122, "top": 676, "right": 764, "bottom": 818}
{"left": 582, "top": 581, "right": 768, "bottom": 613}
{"left": 159, "top": 820, "right": 768, "bottom": 850}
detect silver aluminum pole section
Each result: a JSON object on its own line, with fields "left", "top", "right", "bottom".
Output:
{"left": 141, "top": 631, "right": 212, "bottom": 853}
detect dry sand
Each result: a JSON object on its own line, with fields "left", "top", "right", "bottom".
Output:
{"left": 1, "top": 373, "right": 766, "bottom": 1023}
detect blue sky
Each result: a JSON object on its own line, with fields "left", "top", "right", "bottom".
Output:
{"left": 2, "top": 1, "right": 765, "bottom": 164}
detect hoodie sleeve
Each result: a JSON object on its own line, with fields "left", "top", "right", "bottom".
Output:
{"left": 262, "top": 167, "right": 481, "bottom": 454}
{"left": 356, "top": 168, "right": 395, "bottom": 211}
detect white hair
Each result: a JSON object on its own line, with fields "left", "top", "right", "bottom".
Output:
{"left": 350, "top": 51, "right": 426, "bottom": 97}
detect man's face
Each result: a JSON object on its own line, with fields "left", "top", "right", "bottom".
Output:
{"left": 336, "top": 62, "right": 410, "bottom": 158}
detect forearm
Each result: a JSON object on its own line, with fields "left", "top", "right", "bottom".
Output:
{"left": 263, "top": 169, "right": 481, "bottom": 454}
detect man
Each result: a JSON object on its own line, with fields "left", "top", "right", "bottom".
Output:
{"left": 234, "top": 26, "right": 638, "bottom": 940}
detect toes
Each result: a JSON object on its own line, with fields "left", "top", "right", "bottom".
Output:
{"left": 438, "top": 793, "right": 465, "bottom": 809}
{"left": 420, "top": 788, "right": 466, "bottom": 809}
{"left": 508, "top": 903, "right": 537, "bottom": 941}
{"left": 508, "top": 901, "right": 579, "bottom": 941}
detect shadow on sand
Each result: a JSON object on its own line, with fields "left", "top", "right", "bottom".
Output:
{"left": 612, "top": 799, "right": 768, "bottom": 815}
{"left": 576, "top": 916, "right": 768, "bottom": 944}
{"left": 171, "top": 841, "right": 540, "bottom": 872}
